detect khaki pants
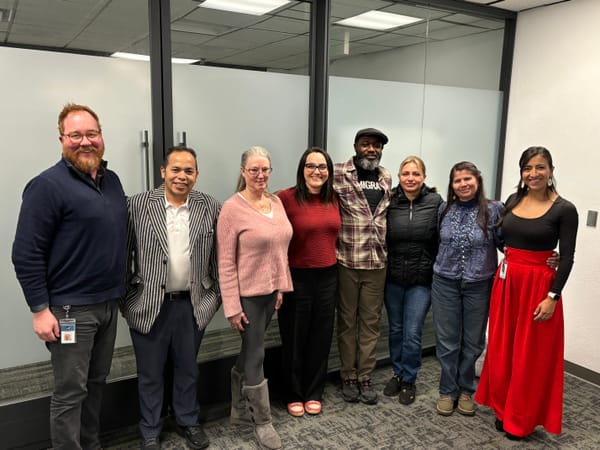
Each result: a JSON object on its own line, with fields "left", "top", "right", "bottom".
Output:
{"left": 336, "top": 265, "right": 386, "bottom": 381}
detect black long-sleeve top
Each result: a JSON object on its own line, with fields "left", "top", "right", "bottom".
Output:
{"left": 502, "top": 195, "right": 578, "bottom": 295}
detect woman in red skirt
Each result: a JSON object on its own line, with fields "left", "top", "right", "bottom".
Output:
{"left": 475, "top": 146, "right": 578, "bottom": 439}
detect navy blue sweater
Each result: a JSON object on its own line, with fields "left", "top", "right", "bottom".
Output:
{"left": 12, "top": 158, "right": 127, "bottom": 311}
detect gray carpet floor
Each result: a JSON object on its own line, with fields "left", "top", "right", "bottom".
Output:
{"left": 107, "top": 355, "right": 600, "bottom": 449}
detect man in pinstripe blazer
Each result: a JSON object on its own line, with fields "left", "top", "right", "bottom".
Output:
{"left": 121, "top": 146, "right": 221, "bottom": 450}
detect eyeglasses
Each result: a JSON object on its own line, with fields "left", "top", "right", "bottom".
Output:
{"left": 245, "top": 167, "right": 272, "bottom": 177}
{"left": 62, "top": 130, "right": 102, "bottom": 143}
{"left": 305, "top": 163, "right": 328, "bottom": 172}
{"left": 357, "top": 141, "right": 383, "bottom": 150}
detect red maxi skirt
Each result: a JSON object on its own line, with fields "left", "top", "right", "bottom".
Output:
{"left": 475, "top": 247, "right": 564, "bottom": 437}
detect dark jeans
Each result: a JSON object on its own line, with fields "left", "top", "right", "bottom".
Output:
{"left": 48, "top": 300, "right": 118, "bottom": 450}
{"left": 236, "top": 292, "right": 277, "bottom": 386}
{"left": 278, "top": 265, "right": 337, "bottom": 403}
{"left": 431, "top": 274, "right": 492, "bottom": 399}
{"left": 130, "top": 296, "right": 204, "bottom": 439}
{"left": 384, "top": 282, "right": 431, "bottom": 384}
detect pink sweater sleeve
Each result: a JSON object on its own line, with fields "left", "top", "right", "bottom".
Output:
{"left": 216, "top": 198, "right": 243, "bottom": 318}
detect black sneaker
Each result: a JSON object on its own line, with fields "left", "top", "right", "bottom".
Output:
{"left": 141, "top": 437, "right": 161, "bottom": 450}
{"left": 342, "top": 378, "right": 360, "bottom": 402}
{"left": 359, "top": 379, "right": 378, "bottom": 405}
{"left": 383, "top": 375, "right": 401, "bottom": 396}
{"left": 398, "top": 382, "right": 416, "bottom": 405}
{"left": 495, "top": 418, "right": 504, "bottom": 432}
{"left": 177, "top": 425, "right": 209, "bottom": 450}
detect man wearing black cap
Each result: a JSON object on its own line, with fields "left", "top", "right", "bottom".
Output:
{"left": 333, "top": 128, "right": 392, "bottom": 405}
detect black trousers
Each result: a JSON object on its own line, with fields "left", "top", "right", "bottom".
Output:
{"left": 130, "top": 296, "right": 204, "bottom": 439}
{"left": 278, "top": 265, "right": 337, "bottom": 403}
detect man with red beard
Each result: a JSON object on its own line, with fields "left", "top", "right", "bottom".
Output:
{"left": 12, "top": 103, "right": 127, "bottom": 449}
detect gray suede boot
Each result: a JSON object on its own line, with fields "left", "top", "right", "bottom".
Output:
{"left": 230, "top": 366, "right": 252, "bottom": 426}
{"left": 243, "top": 380, "right": 283, "bottom": 450}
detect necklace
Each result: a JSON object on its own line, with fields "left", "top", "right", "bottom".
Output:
{"left": 239, "top": 191, "right": 271, "bottom": 213}
{"left": 255, "top": 198, "right": 271, "bottom": 213}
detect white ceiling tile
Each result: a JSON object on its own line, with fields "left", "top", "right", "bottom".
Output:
{"left": 250, "top": 16, "right": 309, "bottom": 34}
{"left": 463, "top": 0, "right": 570, "bottom": 11}
{"left": 330, "top": 25, "right": 381, "bottom": 42}
{"left": 357, "top": 33, "right": 427, "bottom": 48}
{"left": 381, "top": 3, "right": 449, "bottom": 21}
{"left": 3, "top": 0, "right": 512, "bottom": 71}
{"left": 171, "top": 30, "right": 216, "bottom": 45}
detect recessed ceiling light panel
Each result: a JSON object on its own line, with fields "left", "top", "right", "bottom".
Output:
{"left": 111, "top": 52, "right": 200, "bottom": 65}
{"left": 198, "top": 0, "right": 291, "bottom": 16}
{"left": 335, "top": 11, "right": 422, "bottom": 31}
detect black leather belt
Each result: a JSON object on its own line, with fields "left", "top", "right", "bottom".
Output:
{"left": 164, "top": 291, "right": 190, "bottom": 301}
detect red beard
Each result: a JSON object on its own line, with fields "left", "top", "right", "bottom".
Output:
{"left": 63, "top": 146, "right": 104, "bottom": 174}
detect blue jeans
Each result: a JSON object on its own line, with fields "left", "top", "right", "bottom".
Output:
{"left": 48, "top": 301, "right": 118, "bottom": 450}
{"left": 431, "top": 274, "right": 492, "bottom": 399}
{"left": 384, "top": 283, "right": 431, "bottom": 384}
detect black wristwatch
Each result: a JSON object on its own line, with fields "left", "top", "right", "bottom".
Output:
{"left": 548, "top": 291, "right": 560, "bottom": 301}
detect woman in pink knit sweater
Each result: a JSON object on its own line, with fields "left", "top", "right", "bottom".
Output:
{"left": 217, "top": 146, "right": 292, "bottom": 450}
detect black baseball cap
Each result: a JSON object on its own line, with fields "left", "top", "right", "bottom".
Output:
{"left": 354, "top": 128, "right": 388, "bottom": 145}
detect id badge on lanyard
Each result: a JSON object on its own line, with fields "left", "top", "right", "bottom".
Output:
{"left": 59, "top": 305, "right": 76, "bottom": 344}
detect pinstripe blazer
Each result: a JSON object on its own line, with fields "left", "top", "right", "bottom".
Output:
{"left": 121, "top": 185, "right": 221, "bottom": 334}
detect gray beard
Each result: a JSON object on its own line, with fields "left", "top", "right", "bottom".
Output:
{"left": 356, "top": 157, "right": 380, "bottom": 171}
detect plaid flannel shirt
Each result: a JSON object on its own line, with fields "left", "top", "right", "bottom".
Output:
{"left": 333, "top": 157, "right": 392, "bottom": 270}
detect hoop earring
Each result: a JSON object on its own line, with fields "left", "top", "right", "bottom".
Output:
{"left": 548, "top": 179, "right": 553, "bottom": 187}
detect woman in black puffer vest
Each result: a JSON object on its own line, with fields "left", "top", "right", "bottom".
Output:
{"left": 382, "top": 156, "right": 442, "bottom": 405}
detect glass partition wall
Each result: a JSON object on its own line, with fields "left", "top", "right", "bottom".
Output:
{"left": 327, "top": 0, "right": 505, "bottom": 197}
{"left": 0, "top": 0, "right": 152, "bottom": 369}
{"left": 1, "top": 0, "right": 511, "bottom": 370}
{"left": 170, "top": 0, "right": 312, "bottom": 334}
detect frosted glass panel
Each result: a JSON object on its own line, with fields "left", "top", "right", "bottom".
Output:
{"left": 172, "top": 65, "right": 310, "bottom": 331}
{"left": 328, "top": 76, "right": 502, "bottom": 197}
{"left": 0, "top": 46, "right": 152, "bottom": 367}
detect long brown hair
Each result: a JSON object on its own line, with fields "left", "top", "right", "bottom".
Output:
{"left": 504, "top": 146, "right": 556, "bottom": 214}
{"left": 294, "top": 147, "right": 335, "bottom": 205}
{"left": 440, "top": 161, "right": 490, "bottom": 236}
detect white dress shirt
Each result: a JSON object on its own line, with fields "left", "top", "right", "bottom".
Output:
{"left": 164, "top": 196, "right": 191, "bottom": 292}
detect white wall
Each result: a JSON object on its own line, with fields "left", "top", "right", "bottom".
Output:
{"left": 504, "top": 0, "right": 600, "bottom": 372}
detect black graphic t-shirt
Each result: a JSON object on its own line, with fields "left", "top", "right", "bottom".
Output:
{"left": 356, "top": 163, "right": 383, "bottom": 215}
